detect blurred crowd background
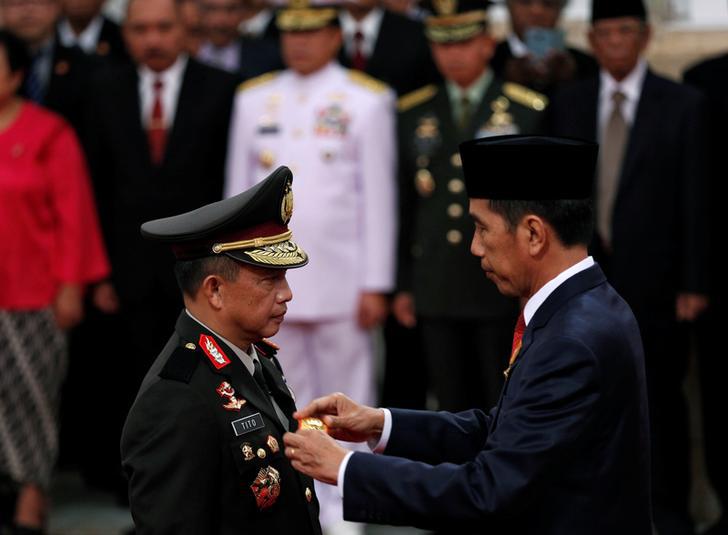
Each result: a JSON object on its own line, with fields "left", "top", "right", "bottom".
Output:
{"left": 0, "top": 0, "right": 727, "bottom": 533}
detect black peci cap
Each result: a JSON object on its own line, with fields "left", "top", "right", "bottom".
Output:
{"left": 591, "top": 0, "right": 647, "bottom": 23}
{"left": 141, "top": 166, "right": 309, "bottom": 269}
{"left": 459, "top": 135, "right": 598, "bottom": 200}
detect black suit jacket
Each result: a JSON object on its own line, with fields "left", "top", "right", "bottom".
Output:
{"left": 338, "top": 10, "right": 440, "bottom": 96}
{"left": 83, "top": 59, "right": 238, "bottom": 304}
{"left": 344, "top": 265, "right": 651, "bottom": 534}
{"left": 121, "top": 312, "right": 322, "bottom": 534}
{"left": 548, "top": 70, "right": 710, "bottom": 317}
{"left": 491, "top": 39, "right": 598, "bottom": 96}
{"left": 684, "top": 53, "right": 728, "bottom": 298}
{"left": 94, "top": 17, "right": 131, "bottom": 64}
{"left": 20, "top": 40, "right": 97, "bottom": 132}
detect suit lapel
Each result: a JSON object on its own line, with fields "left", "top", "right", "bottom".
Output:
{"left": 618, "top": 70, "right": 661, "bottom": 198}
{"left": 163, "top": 59, "right": 199, "bottom": 166}
{"left": 118, "top": 67, "right": 150, "bottom": 165}
{"left": 174, "top": 312, "right": 285, "bottom": 431}
{"left": 366, "top": 11, "right": 393, "bottom": 75}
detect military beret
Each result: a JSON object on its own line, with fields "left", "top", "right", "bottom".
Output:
{"left": 459, "top": 135, "right": 598, "bottom": 200}
{"left": 141, "top": 166, "right": 309, "bottom": 269}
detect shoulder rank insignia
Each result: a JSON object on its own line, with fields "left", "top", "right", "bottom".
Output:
{"left": 502, "top": 82, "right": 548, "bottom": 111}
{"left": 255, "top": 338, "right": 279, "bottom": 358}
{"left": 251, "top": 466, "right": 281, "bottom": 510}
{"left": 238, "top": 71, "right": 280, "bottom": 93}
{"left": 216, "top": 381, "right": 247, "bottom": 411}
{"left": 348, "top": 70, "right": 389, "bottom": 93}
{"left": 200, "top": 334, "right": 231, "bottom": 370}
{"left": 398, "top": 85, "right": 438, "bottom": 112}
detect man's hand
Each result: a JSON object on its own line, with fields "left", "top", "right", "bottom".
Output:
{"left": 284, "top": 429, "right": 347, "bottom": 485}
{"left": 53, "top": 284, "right": 84, "bottom": 329}
{"left": 392, "top": 292, "right": 416, "bottom": 328}
{"left": 295, "top": 392, "right": 384, "bottom": 444}
{"left": 92, "top": 281, "right": 120, "bottom": 314}
{"left": 357, "top": 292, "right": 388, "bottom": 329}
{"left": 676, "top": 292, "right": 709, "bottom": 322}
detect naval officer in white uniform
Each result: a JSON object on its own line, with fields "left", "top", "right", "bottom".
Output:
{"left": 224, "top": 1, "right": 397, "bottom": 532}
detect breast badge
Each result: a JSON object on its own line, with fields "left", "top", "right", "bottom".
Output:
{"left": 216, "top": 381, "right": 247, "bottom": 411}
{"left": 476, "top": 97, "right": 520, "bottom": 138}
{"left": 298, "top": 417, "right": 328, "bottom": 432}
{"left": 250, "top": 466, "right": 281, "bottom": 510}
{"left": 413, "top": 115, "right": 441, "bottom": 157}
{"left": 314, "top": 104, "right": 350, "bottom": 137}
{"left": 267, "top": 435, "right": 280, "bottom": 453}
{"left": 241, "top": 442, "right": 255, "bottom": 461}
{"left": 415, "top": 169, "right": 436, "bottom": 197}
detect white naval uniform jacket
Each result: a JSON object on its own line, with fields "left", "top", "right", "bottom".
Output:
{"left": 225, "top": 62, "right": 397, "bottom": 321}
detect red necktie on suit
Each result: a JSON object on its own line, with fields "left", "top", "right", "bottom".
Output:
{"left": 352, "top": 29, "right": 367, "bottom": 71}
{"left": 148, "top": 78, "right": 167, "bottom": 166}
{"left": 504, "top": 311, "right": 526, "bottom": 379}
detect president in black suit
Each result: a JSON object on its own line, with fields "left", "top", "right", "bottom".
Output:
{"left": 338, "top": 0, "right": 440, "bottom": 96}
{"left": 684, "top": 51, "right": 728, "bottom": 535}
{"left": 83, "top": 0, "right": 238, "bottom": 421}
{"left": 284, "top": 136, "right": 652, "bottom": 534}
{"left": 548, "top": 1, "right": 709, "bottom": 533}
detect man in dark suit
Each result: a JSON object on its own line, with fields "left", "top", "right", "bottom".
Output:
{"left": 197, "top": 0, "right": 283, "bottom": 81}
{"left": 337, "top": 0, "right": 440, "bottom": 96}
{"left": 284, "top": 136, "right": 652, "bottom": 534}
{"left": 548, "top": 1, "right": 709, "bottom": 533}
{"left": 492, "top": 0, "right": 598, "bottom": 95}
{"left": 0, "top": 0, "right": 95, "bottom": 131}
{"left": 80, "top": 0, "right": 238, "bottom": 491}
{"left": 122, "top": 166, "right": 322, "bottom": 534}
{"left": 58, "top": 0, "right": 130, "bottom": 64}
{"left": 684, "top": 51, "right": 728, "bottom": 535}
{"left": 393, "top": 0, "right": 547, "bottom": 411}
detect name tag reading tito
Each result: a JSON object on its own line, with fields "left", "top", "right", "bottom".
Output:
{"left": 232, "top": 413, "right": 265, "bottom": 437}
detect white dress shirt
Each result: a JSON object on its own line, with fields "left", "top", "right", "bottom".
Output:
{"left": 339, "top": 8, "right": 384, "bottom": 59}
{"left": 337, "top": 256, "right": 596, "bottom": 496}
{"left": 58, "top": 16, "right": 105, "bottom": 54}
{"left": 598, "top": 59, "right": 648, "bottom": 142}
{"left": 138, "top": 55, "right": 188, "bottom": 130}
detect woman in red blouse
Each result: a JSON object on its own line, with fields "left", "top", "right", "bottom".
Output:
{"left": 0, "top": 30, "right": 110, "bottom": 533}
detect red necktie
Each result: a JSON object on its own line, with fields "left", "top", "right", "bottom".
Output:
{"left": 505, "top": 311, "right": 526, "bottom": 378}
{"left": 352, "top": 30, "right": 367, "bottom": 71}
{"left": 148, "top": 78, "right": 167, "bottom": 166}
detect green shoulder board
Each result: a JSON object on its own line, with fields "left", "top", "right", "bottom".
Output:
{"left": 503, "top": 82, "right": 549, "bottom": 111}
{"left": 397, "top": 85, "right": 438, "bottom": 112}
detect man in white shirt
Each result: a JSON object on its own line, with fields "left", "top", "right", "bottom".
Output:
{"left": 284, "top": 135, "right": 652, "bottom": 534}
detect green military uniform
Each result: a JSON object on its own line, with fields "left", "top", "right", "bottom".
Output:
{"left": 397, "top": 76, "right": 547, "bottom": 409}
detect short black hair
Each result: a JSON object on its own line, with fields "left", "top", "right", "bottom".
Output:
{"left": 174, "top": 256, "right": 242, "bottom": 297}
{"left": 0, "top": 30, "right": 31, "bottom": 75}
{"left": 487, "top": 199, "right": 593, "bottom": 247}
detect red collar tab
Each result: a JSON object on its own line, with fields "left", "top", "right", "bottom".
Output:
{"left": 200, "top": 334, "right": 231, "bottom": 370}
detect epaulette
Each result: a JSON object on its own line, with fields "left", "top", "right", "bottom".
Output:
{"left": 159, "top": 343, "right": 199, "bottom": 383}
{"left": 348, "top": 70, "right": 389, "bottom": 93}
{"left": 397, "top": 85, "right": 438, "bottom": 112}
{"left": 237, "top": 71, "right": 280, "bottom": 92}
{"left": 254, "top": 338, "right": 280, "bottom": 358}
{"left": 503, "top": 82, "right": 548, "bottom": 111}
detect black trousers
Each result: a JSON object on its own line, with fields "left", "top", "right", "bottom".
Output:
{"left": 419, "top": 316, "right": 515, "bottom": 412}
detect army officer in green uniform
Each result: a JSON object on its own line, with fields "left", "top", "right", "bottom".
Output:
{"left": 392, "top": 0, "right": 547, "bottom": 410}
{"left": 121, "top": 167, "right": 322, "bottom": 534}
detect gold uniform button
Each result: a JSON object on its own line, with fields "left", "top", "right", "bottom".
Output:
{"left": 447, "top": 204, "right": 464, "bottom": 218}
{"left": 448, "top": 178, "right": 465, "bottom": 194}
{"left": 259, "top": 150, "right": 274, "bottom": 169}
{"left": 446, "top": 230, "right": 462, "bottom": 244}
{"left": 184, "top": 343, "right": 196, "bottom": 350}
{"left": 451, "top": 153, "right": 462, "bottom": 168}
{"left": 257, "top": 448, "right": 266, "bottom": 459}
{"left": 305, "top": 487, "right": 313, "bottom": 502}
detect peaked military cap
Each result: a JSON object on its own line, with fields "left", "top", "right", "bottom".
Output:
{"left": 424, "top": 0, "right": 492, "bottom": 43}
{"left": 141, "top": 166, "right": 309, "bottom": 268}
{"left": 459, "top": 135, "right": 598, "bottom": 200}
{"left": 276, "top": 0, "right": 340, "bottom": 32}
{"left": 592, "top": 0, "right": 647, "bottom": 23}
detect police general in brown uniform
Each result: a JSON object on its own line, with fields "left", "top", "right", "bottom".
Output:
{"left": 121, "top": 167, "right": 322, "bottom": 534}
